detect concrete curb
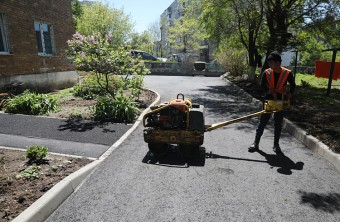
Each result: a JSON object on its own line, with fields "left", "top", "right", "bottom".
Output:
{"left": 99, "top": 89, "right": 161, "bottom": 161}
{"left": 12, "top": 89, "right": 161, "bottom": 222}
{"left": 283, "top": 118, "right": 340, "bottom": 171}
{"left": 222, "top": 75, "right": 340, "bottom": 171}
{"left": 12, "top": 160, "right": 102, "bottom": 222}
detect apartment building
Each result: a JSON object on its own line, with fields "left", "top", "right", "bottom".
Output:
{"left": 0, "top": 0, "right": 77, "bottom": 92}
{"left": 159, "top": 0, "right": 210, "bottom": 62}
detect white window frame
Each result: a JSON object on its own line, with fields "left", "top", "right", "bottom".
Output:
{"left": 0, "top": 13, "right": 9, "bottom": 54}
{"left": 34, "top": 21, "right": 55, "bottom": 56}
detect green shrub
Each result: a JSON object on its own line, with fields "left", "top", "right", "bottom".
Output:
{"left": 73, "top": 74, "right": 106, "bottom": 99}
{"left": 16, "top": 166, "right": 41, "bottom": 180}
{"left": 74, "top": 74, "right": 125, "bottom": 99}
{"left": 26, "top": 145, "right": 48, "bottom": 164}
{"left": 4, "top": 90, "right": 59, "bottom": 115}
{"left": 128, "top": 75, "right": 144, "bottom": 98}
{"left": 214, "top": 48, "right": 248, "bottom": 77}
{"left": 51, "top": 165, "right": 59, "bottom": 172}
{"left": 94, "top": 95, "right": 139, "bottom": 123}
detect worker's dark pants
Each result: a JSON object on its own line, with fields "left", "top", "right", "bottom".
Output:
{"left": 255, "top": 111, "right": 284, "bottom": 145}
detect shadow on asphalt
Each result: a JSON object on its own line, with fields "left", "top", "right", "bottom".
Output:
{"left": 142, "top": 149, "right": 189, "bottom": 168}
{"left": 257, "top": 149, "right": 304, "bottom": 175}
{"left": 187, "top": 85, "right": 259, "bottom": 117}
{"left": 58, "top": 117, "right": 116, "bottom": 132}
{"left": 187, "top": 85, "right": 262, "bottom": 132}
{"left": 142, "top": 145, "right": 206, "bottom": 168}
{"left": 208, "top": 150, "right": 304, "bottom": 175}
{"left": 298, "top": 191, "right": 340, "bottom": 213}
{"left": 207, "top": 152, "right": 267, "bottom": 163}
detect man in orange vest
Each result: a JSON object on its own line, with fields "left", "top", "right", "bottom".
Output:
{"left": 249, "top": 51, "right": 296, "bottom": 154}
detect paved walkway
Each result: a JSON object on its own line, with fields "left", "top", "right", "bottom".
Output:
{"left": 0, "top": 113, "right": 131, "bottom": 158}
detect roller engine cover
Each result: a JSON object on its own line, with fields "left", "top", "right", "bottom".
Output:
{"left": 147, "top": 105, "right": 186, "bottom": 129}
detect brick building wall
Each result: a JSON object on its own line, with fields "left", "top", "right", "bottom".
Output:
{"left": 0, "top": 0, "right": 75, "bottom": 76}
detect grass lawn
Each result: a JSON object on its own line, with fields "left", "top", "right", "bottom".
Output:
{"left": 295, "top": 73, "right": 340, "bottom": 90}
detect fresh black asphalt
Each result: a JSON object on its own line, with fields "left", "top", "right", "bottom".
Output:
{"left": 0, "top": 113, "right": 131, "bottom": 158}
{"left": 46, "top": 76, "right": 340, "bottom": 222}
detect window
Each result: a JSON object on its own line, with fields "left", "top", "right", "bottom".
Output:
{"left": 34, "top": 22, "right": 54, "bottom": 55}
{"left": 0, "top": 13, "right": 9, "bottom": 54}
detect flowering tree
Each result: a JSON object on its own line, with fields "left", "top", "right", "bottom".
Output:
{"left": 67, "top": 32, "right": 149, "bottom": 98}
{"left": 75, "top": 1, "right": 133, "bottom": 46}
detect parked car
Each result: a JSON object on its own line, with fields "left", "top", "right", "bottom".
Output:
{"left": 129, "top": 50, "right": 158, "bottom": 61}
{"left": 157, "top": 57, "right": 168, "bottom": 62}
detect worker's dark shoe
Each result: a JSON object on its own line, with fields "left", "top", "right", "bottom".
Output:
{"left": 273, "top": 144, "right": 282, "bottom": 154}
{"left": 248, "top": 142, "right": 259, "bottom": 152}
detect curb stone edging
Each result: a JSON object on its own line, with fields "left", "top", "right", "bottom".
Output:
{"left": 12, "top": 89, "right": 161, "bottom": 222}
{"left": 283, "top": 118, "right": 340, "bottom": 171}
{"left": 221, "top": 74, "right": 340, "bottom": 172}
{"left": 12, "top": 160, "right": 102, "bottom": 222}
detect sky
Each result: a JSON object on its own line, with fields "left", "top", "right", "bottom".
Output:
{"left": 103, "top": 0, "right": 175, "bottom": 33}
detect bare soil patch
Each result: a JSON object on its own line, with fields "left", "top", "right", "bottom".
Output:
{"left": 0, "top": 89, "right": 157, "bottom": 221}
{"left": 0, "top": 148, "right": 92, "bottom": 222}
{"left": 227, "top": 77, "right": 340, "bottom": 154}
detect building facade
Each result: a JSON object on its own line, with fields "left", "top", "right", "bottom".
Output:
{"left": 159, "top": 0, "right": 211, "bottom": 62}
{"left": 159, "top": 0, "right": 182, "bottom": 58}
{"left": 0, "top": 0, "right": 77, "bottom": 92}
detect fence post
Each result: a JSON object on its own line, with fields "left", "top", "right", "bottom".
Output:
{"left": 326, "top": 50, "right": 337, "bottom": 96}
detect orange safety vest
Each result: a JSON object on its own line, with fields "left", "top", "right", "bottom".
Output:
{"left": 265, "top": 67, "right": 291, "bottom": 95}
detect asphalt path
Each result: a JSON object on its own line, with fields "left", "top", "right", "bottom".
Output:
{"left": 47, "top": 76, "right": 340, "bottom": 221}
{"left": 0, "top": 114, "right": 131, "bottom": 158}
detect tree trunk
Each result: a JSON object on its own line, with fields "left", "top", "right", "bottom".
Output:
{"left": 248, "top": 66, "right": 257, "bottom": 82}
{"left": 247, "top": 26, "right": 257, "bottom": 82}
{"left": 257, "top": 51, "right": 270, "bottom": 85}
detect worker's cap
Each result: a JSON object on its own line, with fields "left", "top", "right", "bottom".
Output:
{"left": 267, "top": 51, "right": 282, "bottom": 62}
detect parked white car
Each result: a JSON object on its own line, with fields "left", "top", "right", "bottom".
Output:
{"left": 157, "top": 58, "right": 168, "bottom": 62}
